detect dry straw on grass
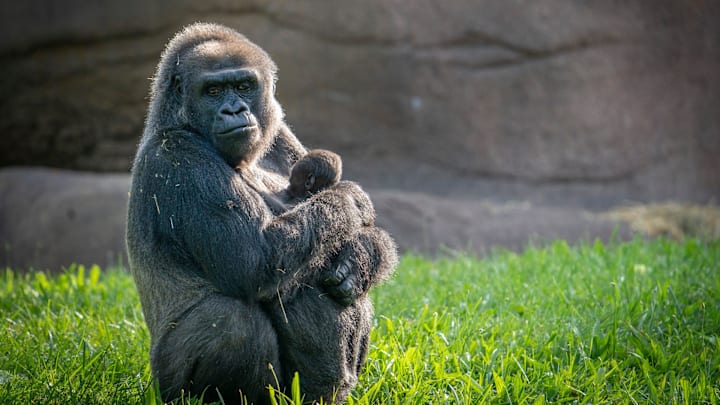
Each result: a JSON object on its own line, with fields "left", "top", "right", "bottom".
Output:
{"left": 606, "top": 202, "right": 720, "bottom": 240}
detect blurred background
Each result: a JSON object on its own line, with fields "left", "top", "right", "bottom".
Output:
{"left": 1, "top": 0, "right": 719, "bottom": 270}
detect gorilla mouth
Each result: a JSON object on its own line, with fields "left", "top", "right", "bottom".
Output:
{"left": 217, "top": 124, "right": 258, "bottom": 137}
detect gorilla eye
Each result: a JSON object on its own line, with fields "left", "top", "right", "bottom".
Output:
{"left": 206, "top": 86, "right": 222, "bottom": 96}
{"left": 236, "top": 80, "right": 254, "bottom": 91}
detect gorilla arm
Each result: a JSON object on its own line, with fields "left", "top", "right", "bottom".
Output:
{"left": 259, "top": 125, "right": 397, "bottom": 304}
{"left": 140, "top": 130, "right": 373, "bottom": 302}
{"left": 256, "top": 123, "right": 397, "bottom": 301}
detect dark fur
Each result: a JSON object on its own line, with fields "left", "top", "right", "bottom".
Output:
{"left": 126, "top": 23, "right": 397, "bottom": 405}
{"left": 265, "top": 149, "right": 343, "bottom": 212}
{"left": 288, "top": 149, "right": 342, "bottom": 198}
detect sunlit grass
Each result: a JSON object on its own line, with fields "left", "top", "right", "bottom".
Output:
{"left": 360, "top": 237, "right": 720, "bottom": 404}
{"left": 0, "top": 264, "right": 150, "bottom": 404}
{"left": 1, "top": 237, "right": 718, "bottom": 404}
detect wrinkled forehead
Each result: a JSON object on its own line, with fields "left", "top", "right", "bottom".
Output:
{"left": 185, "top": 39, "right": 271, "bottom": 72}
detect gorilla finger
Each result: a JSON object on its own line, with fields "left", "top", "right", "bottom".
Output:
{"left": 335, "top": 294, "right": 354, "bottom": 307}
{"left": 336, "top": 276, "right": 354, "bottom": 298}
{"left": 328, "top": 276, "right": 357, "bottom": 306}
{"left": 321, "top": 260, "right": 351, "bottom": 286}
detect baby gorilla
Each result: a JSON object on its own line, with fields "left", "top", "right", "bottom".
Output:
{"left": 288, "top": 149, "right": 342, "bottom": 201}
{"left": 266, "top": 149, "right": 342, "bottom": 212}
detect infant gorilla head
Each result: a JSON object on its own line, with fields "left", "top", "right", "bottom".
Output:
{"left": 287, "top": 149, "right": 342, "bottom": 199}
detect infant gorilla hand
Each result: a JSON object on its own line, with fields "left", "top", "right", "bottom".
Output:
{"left": 321, "top": 258, "right": 358, "bottom": 307}
{"left": 331, "top": 181, "right": 375, "bottom": 227}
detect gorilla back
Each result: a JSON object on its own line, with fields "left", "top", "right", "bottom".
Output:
{"left": 126, "top": 23, "right": 397, "bottom": 404}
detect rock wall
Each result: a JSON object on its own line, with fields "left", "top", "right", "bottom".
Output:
{"left": 1, "top": 1, "right": 718, "bottom": 270}
{"left": 0, "top": 167, "right": 628, "bottom": 270}
{"left": 1, "top": 1, "right": 718, "bottom": 202}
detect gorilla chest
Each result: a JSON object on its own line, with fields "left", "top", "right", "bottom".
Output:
{"left": 233, "top": 167, "right": 289, "bottom": 215}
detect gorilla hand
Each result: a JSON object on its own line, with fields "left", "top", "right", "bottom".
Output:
{"left": 321, "top": 258, "right": 359, "bottom": 307}
{"left": 320, "top": 226, "right": 397, "bottom": 307}
{"left": 316, "top": 181, "right": 376, "bottom": 307}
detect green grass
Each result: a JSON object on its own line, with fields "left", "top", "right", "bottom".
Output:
{"left": 1, "top": 237, "right": 719, "bottom": 404}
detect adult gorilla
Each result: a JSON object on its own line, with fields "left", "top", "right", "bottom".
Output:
{"left": 126, "top": 23, "right": 397, "bottom": 404}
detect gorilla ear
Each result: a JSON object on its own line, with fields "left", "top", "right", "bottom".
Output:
{"left": 305, "top": 173, "right": 316, "bottom": 190}
{"left": 172, "top": 74, "right": 183, "bottom": 96}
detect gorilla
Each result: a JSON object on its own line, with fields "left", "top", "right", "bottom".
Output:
{"left": 268, "top": 148, "right": 343, "bottom": 211}
{"left": 265, "top": 149, "right": 343, "bottom": 214}
{"left": 126, "top": 23, "right": 397, "bottom": 405}
{"left": 288, "top": 149, "right": 342, "bottom": 200}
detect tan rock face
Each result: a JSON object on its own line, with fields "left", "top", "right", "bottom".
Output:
{"left": 0, "top": 168, "right": 629, "bottom": 271}
{"left": 0, "top": 1, "right": 718, "bottom": 203}
{"left": 0, "top": 168, "right": 130, "bottom": 270}
{"left": 0, "top": 2, "right": 719, "bottom": 269}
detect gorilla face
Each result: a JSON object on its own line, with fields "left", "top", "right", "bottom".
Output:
{"left": 186, "top": 67, "right": 262, "bottom": 166}
{"left": 179, "top": 41, "right": 279, "bottom": 167}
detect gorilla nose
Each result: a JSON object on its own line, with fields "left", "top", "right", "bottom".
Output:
{"left": 221, "top": 99, "right": 249, "bottom": 116}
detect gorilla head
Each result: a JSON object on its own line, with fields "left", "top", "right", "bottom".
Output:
{"left": 288, "top": 149, "right": 343, "bottom": 198}
{"left": 146, "top": 23, "right": 283, "bottom": 168}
